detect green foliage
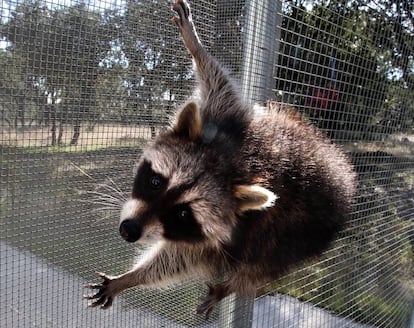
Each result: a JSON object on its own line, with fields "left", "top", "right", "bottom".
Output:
{"left": 0, "top": 1, "right": 118, "bottom": 144}
{"left": 0, "top": 50, "right": 39, "bottom": 126}
{"left": 2, "top": 0, "right": 412, "bottom": 143}
{"left": 0, "top": 0, "right": 195, "bottom": 143}
{"left": 119, "top": 0, "right": 192, "bottom": 125}
{"left": 276, "top": 0, "right": 414, "bottom": 140}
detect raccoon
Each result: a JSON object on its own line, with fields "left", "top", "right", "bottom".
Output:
{"left": 84, "top": 0, "right": 356, "bottom": 319}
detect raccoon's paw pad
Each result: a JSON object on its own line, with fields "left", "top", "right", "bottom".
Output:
{"left": 83, "top": 272, "right": 116, "bottom": 309}
{"left": 172, "top": 0, "right": 191, "bottom": 26}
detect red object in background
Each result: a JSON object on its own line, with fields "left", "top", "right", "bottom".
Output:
{"left": 307, "top": 83, "right": 338, "bottom": 111}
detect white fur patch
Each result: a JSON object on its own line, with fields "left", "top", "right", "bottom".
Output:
{"left": 134, "top": 240, "right": 166, "bottom": 270}
{"left": 120, "top": 199, "right": 141, "bottom": 223}
{"left": 235, "top": 184, "right": 278, "bottom": 212}
{"left": 251, "top": 185, "right": 278, "bottom": 209}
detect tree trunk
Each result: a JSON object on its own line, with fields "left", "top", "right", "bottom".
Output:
{"left": 17, "top": 91, "right": 26, "bottom": 128}
{"left": 57, "top": 121, "right": 63, "bottom": 145}
{"left": 70, "top": 122, "right": 81, "bottom": 145}
{"left": 51, "top": 118, "right": 57, "bottom": 146}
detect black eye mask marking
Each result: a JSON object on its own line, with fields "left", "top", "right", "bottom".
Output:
{"left": 131, "top": 160, "right": 205, "bottom": 243}
{"left": 132, "top": 160, "right": 168, "bottom": 200}
{"left": 161, "top": 204, "right": 204, "bottom": 242}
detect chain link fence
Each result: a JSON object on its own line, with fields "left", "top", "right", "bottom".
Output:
{"left": 1, "top": 0, "right": 413, "bottom": 327}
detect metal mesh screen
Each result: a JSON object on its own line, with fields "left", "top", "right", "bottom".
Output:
{"left": 1, "top": 0, "right": 413, "bottom": 327}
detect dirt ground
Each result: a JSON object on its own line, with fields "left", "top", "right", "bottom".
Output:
{"left": 0, "top": 123, "right": 160, "bottom": 148}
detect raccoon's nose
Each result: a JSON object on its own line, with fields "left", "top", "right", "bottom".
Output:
{"left": 119, "top": 220, "right": 142, "bottom": 243}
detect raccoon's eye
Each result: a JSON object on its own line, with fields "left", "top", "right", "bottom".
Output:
{"left": 150, "top": 175, "right": 162, "bottom": 189}
{"left": 178, "top": 209, "right": 190, "bottom": 220}
{"left": 161, "top": 204, "right": 203, "bottom": 242}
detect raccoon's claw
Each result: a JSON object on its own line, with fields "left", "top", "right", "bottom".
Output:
{"left": 84, "top": 272, "right": 116, "bottom": 309}
{"left": 171, "top": 0, "right": 191, "bottom": 28}
{"left": 171, "top": 0, "right": 202, "bottom": 57}
{"left": 195, "top": 283, "right": 222, "bottom": 320}
{"left": 196, "top": 300, "right": 216, "bottom": 321}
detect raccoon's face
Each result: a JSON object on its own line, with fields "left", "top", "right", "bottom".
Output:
{"left": 119, "top": 102, "right": 277, "bottom": 249}
{"left": 119, "top": 142, "right": 233, "bottom": 248}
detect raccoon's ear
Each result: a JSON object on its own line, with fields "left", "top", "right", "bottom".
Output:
{"left": 173, "top": 101, "right": 202, "bottom": 141}
{"left": 234, "top": 185, "right": 277, "bottom": 212}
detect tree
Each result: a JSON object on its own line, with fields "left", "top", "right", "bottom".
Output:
{"left": 367, "top": 0, "right": 414, "bottom": 134}
{"left": 119, "top": 0, "right": 192, "bottom": 138}
{"left": 275, "top": 0, "right": 413, "bottom": 139}
{"left": 0, "top": 50, "right": 35, "bottom": 128}
{"left": 1, "top": 1, "right": 116, "bottom": 145}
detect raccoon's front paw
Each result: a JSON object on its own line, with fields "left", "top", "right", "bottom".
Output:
{"left": 84, "top": 272, "right": 118, "bottom": 309}
{"left": 172, "top": 0, "right": 201, "bottom": 56}
{"left": 172, "top": 0, "right": 191, "bottom": 28}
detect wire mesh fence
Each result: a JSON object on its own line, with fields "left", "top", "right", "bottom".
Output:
{"left": 1, "top": 0, "right": 413, "bottom": 327}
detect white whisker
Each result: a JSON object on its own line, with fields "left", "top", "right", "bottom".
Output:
{"left": 89, "top": 214, "right": 117, "bottom": 225}
{"left": 105, "top": 178, "right": 127, "bottom": 201}
{"left": 80, "top": 199, "right": 122, "bottom": 208}
{"left": 86, "top": 191, "right": 124, "bottom": 204}
{"left": 96, "top": 183, "right": 125, "bottom": 198}
{"left": 87, "top": 207, "right": 121, "bottom": 213}
{"left": 70, "top": 160, "right": 128, "bottom": 225}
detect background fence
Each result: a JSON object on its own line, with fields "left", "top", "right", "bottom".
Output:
{"left": 1, "top": 0, "right": 414, "bottom": 327}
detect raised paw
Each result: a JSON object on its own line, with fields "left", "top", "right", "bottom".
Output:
{"left": 171, "top": 0, "right": 202, "bottom": 57}
{"left": 172, "top": 0, "right": 191, "bottom": 28}
{"left": 84, "top": 272, "right": 117, "bottom": 309}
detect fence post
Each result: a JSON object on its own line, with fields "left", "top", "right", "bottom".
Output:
{"left": 217, "top": 0, "right": 282, "bottom": 327}
{"left": 409, "top": 300, "right": 414, "bottom": 328}
{"left": 241, "top": 0, "right": 282, "bottom": 102}
{"left": 218, "top": 294, "right": 253, "bottom": 328}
